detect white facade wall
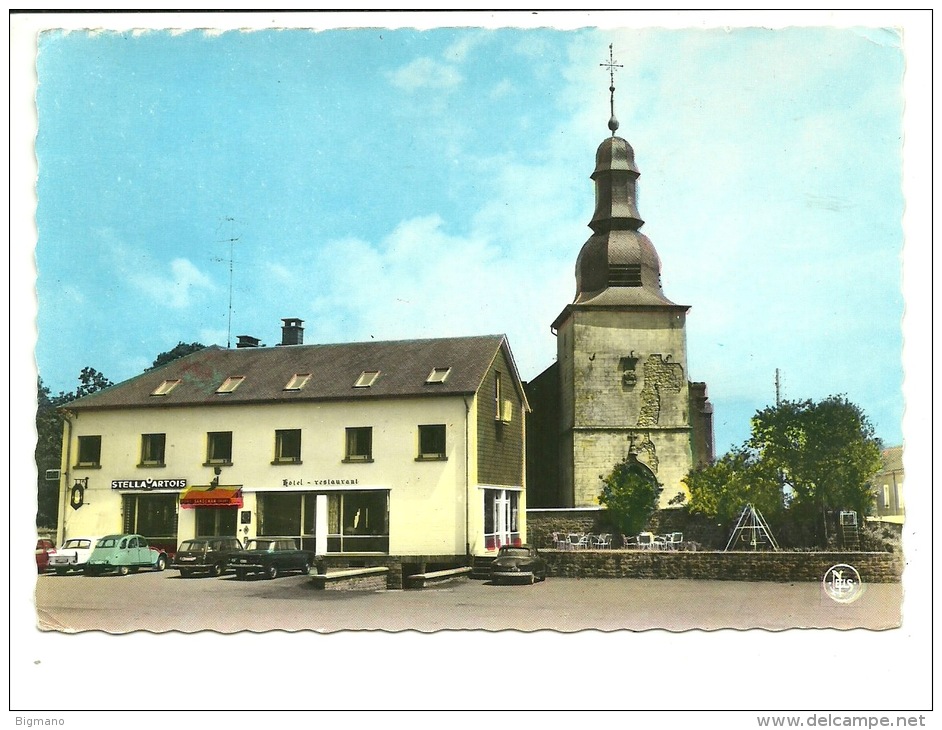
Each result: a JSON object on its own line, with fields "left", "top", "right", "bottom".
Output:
{"left": 59, "top": 395, "right": 483, "bottom": 556}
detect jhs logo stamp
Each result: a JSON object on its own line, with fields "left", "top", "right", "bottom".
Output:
{"left": 822, "top": 563, "right": 863, "bottom": 604}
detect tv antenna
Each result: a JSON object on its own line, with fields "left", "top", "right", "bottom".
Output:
{"left": 212, "top": 217, "right": 241, "bottom": 349}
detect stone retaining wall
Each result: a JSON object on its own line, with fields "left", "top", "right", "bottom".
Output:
{"left": 543, "top": 549, "right": 903, "bottom": 583}
{"left": 310, "top": 567, "right": 389, "bottom": 591}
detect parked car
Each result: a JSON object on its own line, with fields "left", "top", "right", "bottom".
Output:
{"left": 173, "top": 536, "right": 244, "bottom": 577}
{"left": 48, "top": 536, "right": 99, "bottom": 575}
{"left": 84, "top": 534, "right": 169, "bottom": 576}
{"left": 490, "top": 544, "right": 547, "bottom": 585}
{"left": 35, "top": 539, "right": 56, "bottom": 574}
{"left": 229, "top": 538, "right": 312, "bottom": 580}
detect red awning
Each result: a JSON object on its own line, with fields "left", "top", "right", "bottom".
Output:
{"left": 179, "top": 487, "right": 243, "bottom": 509}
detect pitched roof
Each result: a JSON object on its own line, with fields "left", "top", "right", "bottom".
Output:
{"left": 64, "top": 335, "right": 527, "bottom": 411}
{"left": 880, "top": 445, "right": 904, "bottom": 474}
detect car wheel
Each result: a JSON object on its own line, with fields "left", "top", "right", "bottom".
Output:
{"left": 117, "top": 565, "right": 130, "bottom": 576}
{"left": 300, "top": 559, "right": 311, "bottom": 575}
{"left": 211, "top": 562, "right": 223, "bottom": 578}
{"left": 180, "top": 568, "right": 192, "bottom": 578}
{"left": 266, "top": 564, "right": 278, "bottom": 580}
{"left": 154, "top": 555, "right": 167, "bottom": 572}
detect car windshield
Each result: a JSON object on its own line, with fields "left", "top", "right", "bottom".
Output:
{"left": 500, "top": 548, "right": 530, "bottom": 557}
{"left": 245, "top": 540, "right": 274, "bottom": 551}
{"left": 63, "top": 539, "right": 91, "bottom": 549}
{"left": 96, "top": 537, "right": 118, "bottom": 548}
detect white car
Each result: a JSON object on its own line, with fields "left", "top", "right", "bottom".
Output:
{"left": 49, "top": 536, "right": 99, "bottom": 575}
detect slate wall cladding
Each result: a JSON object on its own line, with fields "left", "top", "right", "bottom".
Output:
{"left": 541, "top": 550, "right": 902, "bottom": 583}
{"left": 477, "top": 347, "right": 525, "bottom": 487}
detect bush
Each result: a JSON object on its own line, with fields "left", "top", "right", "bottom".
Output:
{"left": 597, "top": 455, "right": 663, "bottom": 538}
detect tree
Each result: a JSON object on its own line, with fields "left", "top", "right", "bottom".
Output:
{"left": 748, "top": 395, "right": 882, "bottom": 519}
{"left": 684, "top": 395, "right": 883, "bottom": 547}
{"left": 35, "top": 368, "right": 114, "bottom": 528}
{"left": 597, "top": 454, "right": 663, "bottom": 537}
{"left": 75, "top": 367, "right": 114, "bottom": 398}
{"left": 148, "top": 342, "right": 206, "bottom": 371}
{"left": 35, "top": 378, "right": 71, "bottom": 528}
{"left": 685, "top": 446, "right": 784, "bottom": 527}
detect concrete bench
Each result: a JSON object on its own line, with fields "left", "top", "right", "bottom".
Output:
{"left": 406, "top": 566, "right": 472, "bottom": 589}
{"left": 310, "top": 566, "right": 389, "bottom": 591}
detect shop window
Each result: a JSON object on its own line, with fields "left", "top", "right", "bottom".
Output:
{"left": 344, "top": 427, "right": 373, "bottom": 462}
{"left": 274, "top": 429, "right": 302, "bottom": 463}
{"left": 205, "top": 431, "right": 233, "bottom": 465}
{"left": 122, "top": 493, "right": 178, "bottom": 545}
{"left": 256, "top": 492, "right": 317, "bottom": 550}
{"left": 76, "top": 435, "right": 102, "bottom": 468}
{"left": 195, "top": 507, "right": 238, "bottom": 537}
{"left": 139, "top": 433, "right": 166, "bottom": 467}
{"left": 327, "top": 490, "right": 389, "bottom": 553}
{"left": 258, "top": 492, "right": 302, "bottom": 537}
{"left": 417, "top": 424, "right": 446, "bottom": 460}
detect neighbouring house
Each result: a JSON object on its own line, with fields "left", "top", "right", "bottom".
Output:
{"left": 56, "top": 321, "right": 529, "bottom": 584}
{"left": 869, "top": 445, "right": 904, "bottom": 525}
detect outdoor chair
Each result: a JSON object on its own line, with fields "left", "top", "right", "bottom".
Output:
{"left": 637, "top": 532, "right": 654, "bottom": 550}
{"left": 591, "top": 533, "right": 612, "bottom": 549}
{"left": 551, "top": 532, "right": 569, "bottom": 550}
{"left": 665, "top": 532, "right": 684, "bottom": 550}
{"left": 568, "top": 533, "right": 590, "bottom": 550}
{"left": 621, "top": 534, "right": 638, "bottom": 549}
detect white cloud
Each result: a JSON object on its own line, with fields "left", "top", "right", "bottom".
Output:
{"left": 130, "top": 257, "right": 215, "bottom": 309}
{"left": 387, "top": 57, "right": 462, "bottom": 92}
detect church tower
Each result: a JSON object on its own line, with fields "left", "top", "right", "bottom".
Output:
{"left": 526, "top": 46, "right": 714, "bottom": 509}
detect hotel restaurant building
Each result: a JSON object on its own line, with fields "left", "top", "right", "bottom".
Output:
{"left": 56, "top": 321, "right": 529, "bottom": 581}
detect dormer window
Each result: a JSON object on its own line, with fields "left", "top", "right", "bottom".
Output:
{"left": 151, "top": 379, "right": 181, "bottom": 396}
{"left": 216, "top": 376, "right": 245, "bottom": 394}
{"left": 354, "top": 371, "right": 380, "bottom": 388}
{"left": 284, "top": 373, "right": 311, "bottom": 391}
{"left": 425, "top": 367, "right": 451, "bottom": 384}
{"left": 609, "top": 264, "right": 642, "bottom": 287}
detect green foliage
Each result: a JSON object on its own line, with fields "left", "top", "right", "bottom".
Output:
{"left": 748, "top": 395, "right": 882, "bottom": 518}
{"left": 148, "top": 342, "right": 206, "bottom": 371}
{"left": 597, "top": 456, "right": 663, "bottom": 537}
{"left": 685, "top": 446, "right": 783, "bottom": 526}
{"left": 35, "top": 378, "right": 73, "bottom": 527}
{"left": 74, "top": 367, "right": 114, "bottom": 398}
{"left": 685, "top": 395, "right": 884, "bottom": 546}
{"left": 35, "top": 371, "right": 113, "bottom": 527}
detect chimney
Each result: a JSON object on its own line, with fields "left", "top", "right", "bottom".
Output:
{"left": 236, "top": 335, "right": 261, "bottom": 348}
{"left": 281, "top": 318, "right": 304, "bottom": 346}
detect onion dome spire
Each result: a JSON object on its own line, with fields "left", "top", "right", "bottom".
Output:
{"left": 567, "top": 44, "right": 679, "bottom": 308}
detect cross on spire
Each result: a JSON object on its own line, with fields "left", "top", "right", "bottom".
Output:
{"left": 600, "top": 43, "right": 623, "bottom": 135}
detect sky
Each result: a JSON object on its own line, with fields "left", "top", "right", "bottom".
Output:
{"left": 27, "top": 17, "right": 909, "bottom": 456}
{"left": 9, "top": 10, "right": 934, "bottom": 716}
